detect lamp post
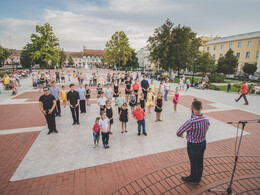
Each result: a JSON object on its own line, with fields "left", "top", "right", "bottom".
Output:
{"left": 191, "top": 54, "right": 197, "bottom": 87}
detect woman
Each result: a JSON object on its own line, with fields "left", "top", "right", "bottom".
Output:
{"left": 173, "top": 87, "right": 179, "bottom": 112}
{"left": 164, "top": 80, "right": 170, "bottom": 101}
{"left": 113, "top": 80, "right": 119, "bottom": 106}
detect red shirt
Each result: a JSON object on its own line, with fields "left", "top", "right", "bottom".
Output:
{"left": 133, "top": 108, "right": 145, "bottom": 121}
{"left": 240, "top": 83, "right": 248, "bottom": 94}
{"left": 132, "top": 83, "right": 139, "bottom": 90}
{"left": 93, "top": 124, "right": 100, "bottom": 133}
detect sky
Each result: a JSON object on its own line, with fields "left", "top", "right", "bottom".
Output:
{"left": 0, "top": 0, "right": 259, "bottom": 52}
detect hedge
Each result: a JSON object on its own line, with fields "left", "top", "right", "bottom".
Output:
{"left": 208, "top": 74, "right": 225, "bottom": 83}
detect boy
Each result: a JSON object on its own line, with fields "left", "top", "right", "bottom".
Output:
{"left": 133, "top": 103, "right": 147, "bottom": 136}
{"left": 99, "top": 112, "right": 110, "bottom": 149}
{"left": 97, "top": 92, "right": 107, "bottom": 115}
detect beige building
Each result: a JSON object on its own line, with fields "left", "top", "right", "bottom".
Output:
{"left": 202, "top": 31, "right": 260, "bottom": 73}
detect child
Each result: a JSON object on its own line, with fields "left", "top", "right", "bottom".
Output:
{"left": 119, "top": 102, "right": 129, "bottom": 133}
{"left": 92, "top": 117, "right": 101, "bottom": 148}
{"left": 85, "top": 84, "right": 91, "bottom": 106}
{"left": 61, "top": 86, "right": 67, "bottom": 107}
{"left": 99, "top": 111, "right": 110, "bottom": 149}
{"left": 96, "top": 83, "right": 103, "bottom": 99}
{"left": 139, "top": 93, "right": 146, "bottom": 112}
{"left": 155, "top": 92, "right": 163, "bottom": 122}
{"left": 97, "top": 92, "right": 107, "bottom": 115}
{"left": 227, "top": 83, "right": 231, "bottom": 92}
{"left": 146, "top": 88, "right": 154, "bottom": 113}
{"left": 105, "top": 100, "right": 113, "bottom": 135}
{"left": 173, "top": 87, "right": 179, "bottom": 112}
{"left": 133, "top": 103, "right": 147, "bottom": 136}
{"left": 129, "top": 90, "right": 137, "bottom": 114}
{"left": 116, "top": 91, "right": 126, "bottom": 114}
{"left": 113, "top": 80, "right": 119, "bottom": 106}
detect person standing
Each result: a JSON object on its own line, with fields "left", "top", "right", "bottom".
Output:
{"left": 104, "top": 84, "right": 113, "bottom": 102}
{"left": 173, "top": 87, "right": 179, "bottom": 112}
{"left": 97, "top": 92, "right": 107, "bottom": 115}
{"left": 61, "top": 71, "right": 65, "bottom": 83}
{"left": 113, "top": 80, "right": 119, "bottom": 106}
{"left": 141, "top": 76, "right": 149, "bottom": 100}
{"left": 67, "top": 84, "right": 80, "bottom": 125}
{"left": 49, "top": 81, "right": 61, "bottom": 117}
{"left": 55, "top": 71, "right": 60, "bottom": 83}
{"left": 177, "top": 100, "right": 210, "bottom": 185}
{"left": 235, "top": 81, "right": 249, "bottom": 105}
{"left": 132, "top": 79, "right": 139, "bottom": 100}
{"left": 133, "top": 103, "right": 147, "bottom": 136}
{"left": 125, "top": 77, "right": 132, "bottom": 102}
{"left": 164, "top": 80, "right": 170, "bottom": 101}
{"left": 77, "top": 83, "right": 86, "bottom": 113}
{"left": 39, "top": 87, "right": 58, "bottom": 135}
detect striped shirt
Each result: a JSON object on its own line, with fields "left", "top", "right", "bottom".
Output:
{"left": 176, "top": 114, "right": 210, "bottom": 143}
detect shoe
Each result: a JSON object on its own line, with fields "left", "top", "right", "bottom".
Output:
{"left": 181, "top": 176, "right": 190, "bottom": 182}
{"left": 143, "top": 132, "right": 147, "bottom": 136}
{"left": 47, "top": 131, "right": 52, "bottom": 135}
{"left": 96, "top": 144, "right": 100, "bottom": 147}
{"left": 244, "top": 103, "right": 249, "bottom": 105}
{"left": 59, "top": 114, "right": 61, "bottom": 117}
{"left": 138, "top": 132, "right": 141, "bottom": 136}
{"left": 155, "top": 120, "right": 158, "bottom": 122}
{"left": 72, "top": 122, "right": 76, "bottom": 125}
{"left": 159, "top": 120, "right": 163, "bottom": 122}
{"left": 235, "top": 99, "right": 238, "bottom": 102}
{"left": 106, "top": 145, "right": 110, "bottom": 148}
{"left": 77, "top": 122, "right": 80, "bottom": 125}
{"left": 189, "top": 181, "right": 200, "bottom": 185}
{"left": 104, "top": 145, "right": 108, "bottom": 149}
{"left": 121, "top": 131, "right": 124, "bottom": 133}
{"left": 125, "top": 131, "right": 128, "bottom": 133}
{"left": 93, "top": 145, "right": 96, "bottom": 148}
{"left": 54, "top": 130, "right": 58, "bottom": 133}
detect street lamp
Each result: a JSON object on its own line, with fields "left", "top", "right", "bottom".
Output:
{"left": 191, "top": 54, "right": 197, "bottom": 87}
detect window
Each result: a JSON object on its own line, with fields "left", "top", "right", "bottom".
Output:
{"left": 207, "top": 47, "right": 209, "bottom": 51}
{"left": 229, "top": 43, "right": 232, "bottom": 49}
{"left": 220, "top": 45, "right": 224, "bottom": 50}
{"left": 246, "top": 52, "right": 250, "bottom": 58}
{"left": 247, "top": 41, "right": 252, "bottom": 48}
{"left": 236, "top": 52, "right": 240, "bottom": 58}
{"left": 256, "top": 51, "right": 259, "bottom": 58}
{"left": 237, "top": 42, "right": 241, "bottom": 48}
{"left": 213, "top": 46, "right": 217, "bottom": 50}
{"left": 220, "top": 54, "right": 223, "bottom": 57}
{"left": 212, "top": 54, "right": 216, "bottom": 59}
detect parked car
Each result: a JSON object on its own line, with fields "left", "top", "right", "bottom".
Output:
{"left": 235, "top": 74, "right": 248, "bottom": 79}
{"left": 226, "top": 74, "right": 235, "bottom": 79}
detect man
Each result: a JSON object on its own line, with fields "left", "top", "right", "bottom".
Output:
{"left": 141, "top": 76, "right": 149, "bottom": 100}
{"left": 39, "top": 87, "right": 58, "bottom": 135}
{"left": 49, "top": 81, "right": 61, "bottom": 117}
{"left": 176, "top": 100, "right": 210, "bottom": 185}
{"left": 104, "top": 84, "right": 113, "bottom": 101}
{"left": 235, "top": 81, "right": 249, "bottom": 105}
{"left": 77, "top": 83, "right": 86, "bottom": 113}
{"left": 67, "top": 84, "right": 80, "bottom": 125}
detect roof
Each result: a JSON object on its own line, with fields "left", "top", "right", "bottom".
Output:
{"left": 65, "top": 52, "right": 83, "bottom": 58}
{"left": 83, "top": 49, "right": 106, "bottom": 56}
{"left": 10, "top": 49, "right": 22, "bottom": 56}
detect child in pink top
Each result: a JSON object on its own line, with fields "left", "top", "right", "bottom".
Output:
{"left": 173, "top": 87, "right": 179, "bottom": 112}
{"left": 92, "top": 117, "right": 101, "bottom": 148}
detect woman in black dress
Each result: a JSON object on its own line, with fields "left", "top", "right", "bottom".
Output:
{"left": 155, "top": 92, "right": 163, "bottom": 122}
{"left": 85, "top": 84, "right": 91, "bottom": 106}
{"left": 119, "top": 102, "right": 129, "bottom": 133}
{"left": 113, "top": 80, "right": 119, "bottom": 106}
{"left": 139, "top": 93, "right": 146, "bottom": 112}
{"left": 96, "top": 83, "right": 103, "bottom": 99}
{"left": 105, "top": 100, "right": 113, "bottom": 134}
{"left": 125, "top": 77, "right": 131, "bottom": 102}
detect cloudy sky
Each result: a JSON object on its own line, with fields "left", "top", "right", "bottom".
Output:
{"left": 0, "top": 0, "right": 259, "bottom": 51}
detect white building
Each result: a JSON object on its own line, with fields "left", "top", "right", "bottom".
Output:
{"left": 136, "top": 48, "right": 153, "bottom": 69}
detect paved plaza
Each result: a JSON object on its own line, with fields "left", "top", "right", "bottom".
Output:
{"left": 0, "top": 68, "right": 260, "bottom": 194}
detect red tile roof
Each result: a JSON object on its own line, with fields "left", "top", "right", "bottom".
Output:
{"left": 83, "top": 49, "right": 106, "bottom": 56}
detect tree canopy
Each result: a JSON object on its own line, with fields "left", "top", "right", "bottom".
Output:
{"left": 59, "top": 49, "right": 67, "bottom": 68}
{"left": 0, "top": 45, "right": 11, "bottom": 66}
{"left": 103, "top": 31, "right": 132, "bottom": 70}
{"left": 146, "top": 19, "right": 201, "bottom": 75}
{"left": 243, "top": 63, "right": 257, "bottom": 75}
{"left": 125, "top": 50, "right": 139, "bottom": 69}
{"left": 217, "top": 49, "right": 238, "bottom": 74}
{"left": 196, "top": 51, "right": 216, "bottom": 73}
{"left": 68, "top": 56, "right": 74, "bottom": 66}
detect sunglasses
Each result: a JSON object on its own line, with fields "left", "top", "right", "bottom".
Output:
{"left": 43, "top": 90, "right": 48, "bottom": 91}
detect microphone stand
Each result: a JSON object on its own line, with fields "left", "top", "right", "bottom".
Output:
{"left": 208, "top": 119, "right": 260, "bottom": 195}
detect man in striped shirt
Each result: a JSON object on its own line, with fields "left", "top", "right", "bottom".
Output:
{"left": 177, "top": 100, "right": 210, "bottom": 185}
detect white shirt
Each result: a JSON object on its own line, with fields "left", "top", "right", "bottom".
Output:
{"left": 99, "top": 117, "right": 110, "bottom": 132}
{"left": 97, "top": 96, "right": 107, "bottom": 106}
{"left": 105, "top": 88, "right": 113, "bottom": 98}
{"left": 160, "top": 84, "right": 165, "bottom": 93}
{"left": 165, "top": 83, "right": 170, "bottom": 90}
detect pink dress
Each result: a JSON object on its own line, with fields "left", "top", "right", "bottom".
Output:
{"left": 173, "top": 92, "right": 179, "bottom": 105}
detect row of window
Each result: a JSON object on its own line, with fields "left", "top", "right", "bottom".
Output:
{"left": 74, "top": 58, "right": 101, "bottom": 62}
{"left": 207, "top": 40, "right": 260, "bottom": 51}
{"left": 212, "top": 51, "right": 259, "bottom": 59}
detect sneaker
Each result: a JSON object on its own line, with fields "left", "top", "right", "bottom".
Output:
{"left": 47, "top": 131, "right": 52, "bottom": 135}
{"left": 138, "top": 132, "right": 141, "bottom": 136}
{"left": 93, "top": 145, "right": 96, "bottom": 148}
{"left": 143, "top": 132, "right": 147, "bottom": 136}
{"left": 54, "top": 130, "right": 58, "bottom": 133}
{"left": 104, "top": 145, "right": 107, "bottom": 149}
{"left": 181, "top": 176, "right": 190, "bottom": 183}
{"left": 244, "top": 103, "right": 249, "bottom": 105}
{"left": 72, "top": 122, "right": 76, "bottom": 125}
{"left": 106, "top": 145, "right": 110, "bottom": 148}
{"left": 96, "top": 144, "right": 100, "bottom": 147}
{"left": 77, "top": 121, "right": 80, "bottom": 125}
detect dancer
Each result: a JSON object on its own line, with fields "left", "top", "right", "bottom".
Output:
{"left": 146, "top": 88, "right": 154, "bottom": 113}
{"left": 129, "top": 90, "right": 137, "bottom": 114}
{"left": 173, "top": 87, "right": 179, "bottom": 112}
{"left": 61, "top": 71, "right": 65, "bottom": 83}
{"left": 141, "top": 76, "right": 149, "bottom": 100}
{"left": 155, "top": 92, "right": 163, "bottom": 122}
{"left": 104, "top": 84, "right": 113, "bottom": 101}
{"left": 92, "top": 117, "right": 100, "bottom": 148}
{"left": 133, "top": 103, "right": 147, "bottom": 136}
{"left": 139, "top": 93, "right": 146, "bottom": 112}
{"left": 97, "top": 92, "right": 107, "bottom": 115}
{"left": 116, "top": 91, "right": 125, "bottom": 114}
{"left": 96, "top": 83, "right": 103, "bottom": 99}
{"left": 67, "top": 84, "right": 80, "bottom": 125}
{"left": 105, "top": 100, "right": 113, "bottom": 135}
{"left": 164, "top": 80, "right": 170, "bottom": 101}
{"left": 159, "top": 80, "right": 165, "bottom": 96}
{"left": 235, "top": 81, "right": 249, "bottom": 105}
{"left": 61, "top": 86, "right": 67, "bottom": 107}
{"left": 77, "top": 83, "right": 86, "bottom": 113}
{"left": 99, "top": 111, "right": 111, "bottom": 149}
{"left": 113, "top": 80, "right": 119, "bottom": 106}
{"left": 150, "top": 79, "right": 155, "bottom": 95}
{"left": 125, "top": 77, "right": 132, "bottom": 101}
{"left": 119, "top": 102, "right": 129, "bottom": 133}
{"left": 132, "top": 79, "right": 139, "bottom": 100}
{"left": 85, "top": 84, "right": 91, "bottom": 106}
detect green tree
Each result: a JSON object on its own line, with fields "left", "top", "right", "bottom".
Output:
{"left": 20, "top": 43, "right": 34, "bottom": 68}
{"left": 196, "top": 51, "right": 216, "bottom": 73}
{"left": 0, "top": 45, "right": 11, "bottom": 66}
{"left": 147, "top": 19, "right": 201, "bottom": 76}
{"left": 68, "top": 56, "right": 74, "bottom": 66}
{"left": 243, "top": 63, "right": 257, "bottom": 75}
{"left": 30, "top": 23, "right": 60, "bottom": 68}
{"left": 59, "top": 49, "right": 67, "bottom": 68}
{"left": 126, "top": 50, "right": 139, "bottom": 69}
{"left": 217, "top": 49, "right": 238, "bottom": 74}
{"left": 104, "top": 31, "right": 132, "bottom": 70}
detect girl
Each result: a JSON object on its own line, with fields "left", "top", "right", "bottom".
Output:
{"left": 119, "top": 102, "right": 129, "bottom": 133}
{"left": 173, "top": 87, "right": 179, "bottom": 112}
{"left": 121, "top": 73, "right": 125, "bottom": 84}
{"left": 129, "top": 90, "right": 137, "bottom": 114}
{"left": 61, "top": 86, "right": 67, "bottom": 107}
{"left": 92, "top": 117, "right": 100, "bottom": 148}
{"left": 67, "top": 71, "right": 71, "bottom": 82}
{"left": 39, "top": 74, "right": 46, "bottom": 92}
{"left": 99, "top": 112, "right": 110, "bottom": 149}
{"left": 146, "top": 88, "right": 154, "bottom": 113}
{"left": 61, "top": 71, "right": 65, "bottom": 83}
{"left": 85, "top": 84, "right": 91, "bottom": 106}
{"left": 96, "top": 83, "right": 103, "bottom": 99}
{"left": 113, "top": 80, "right": 119, "bottom": 106}
{"left": 159, "top": 80, "right": 165, "bottom": 95}
{"left": 164, "top": 80, "right": 170, "bottom": 101}
{"left": 125, "top": 77, "right": 131, "bottom": 101}
{"left": 155, "top": 92, "right": 163, "bottom": 122}
{"left": 150, "top": 79, "right": 155, "bottom": 95}
{"left": 105, "top": 100, "right": 114, "bottom": 135}
{"left": 139, "top": 93, "right": 146, "bottom": 112}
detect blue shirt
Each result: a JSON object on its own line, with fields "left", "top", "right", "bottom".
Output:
{"left": 141, "top": 80, "right": 149, "bottom": 89}
{"left": 49, "top": 86, "right": 60, "bottom": 99}
{"left": 77, "top": 87, "right": 86, "bottom": 100}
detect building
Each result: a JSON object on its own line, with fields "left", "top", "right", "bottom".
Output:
{"left": 203, "top": 31, "right": 260, "bottom": 73}
{"left": 4, "top": 49, "right": 22, "bottom": 65}
{"left": 136, "top": 48, "right": 154, "bottom": 70}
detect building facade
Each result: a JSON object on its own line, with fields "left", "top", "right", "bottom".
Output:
{"left": 4, "top": 49, "right": 21, "bottom": 65}
{"left": 203, "top": 31, "right": 260, "bottom": 73}
{"left": 136, "top": 48, "right": 154, "bottom": 70}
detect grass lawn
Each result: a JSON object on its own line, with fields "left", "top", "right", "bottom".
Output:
{"left": 215, "top": 85, "right": 240, "bottom": 92}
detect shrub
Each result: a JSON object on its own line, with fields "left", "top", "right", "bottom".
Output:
{"left": 208, "top": 84, "right": 220, "bottom": 91}
{"left": 208, "top": 74, "right": 225, "bottom": 83}
{"left": 233, "top": 83, "right": 242, "bottom": 88}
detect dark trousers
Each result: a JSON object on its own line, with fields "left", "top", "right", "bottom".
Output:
{"left": 55, "top": 100, "right": 61, "bottom": 115}
{"left": 187, "top": 141, "right": 206, "bottom": 182}
{"left": 236, "top": 93, "right": 248, "bottom": 104}
{"left": 134, "top": 90, "right": 138, "bottom": 100}
{"left": 56, "top": 77, "right": 60, "bottom": 83}
{"left": 70, "top": 106, "right": 79, "bottom": 123}
{"left": 102, "top": 132, "right": 109, "bottom": 145}
{"left": 137, "top": 119, "right": 146, "bottom": 133}
{"left": 45, "top": 112, "right": 56, "bottom": 132}
{"left": 142, "top": 89, "right": 147, "bottom": 100}
{"left": 80, "top": 100, "right": 86, "bottom": 113}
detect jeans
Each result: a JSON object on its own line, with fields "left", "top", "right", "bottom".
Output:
{"left": 187, "top": 141, "right": 206, "bottom": 182}
{"left": 137, "top": 119, "right": 146, "bottom": 133}
{"left": 164, "top": 90, "right": 169, "bottom": 101}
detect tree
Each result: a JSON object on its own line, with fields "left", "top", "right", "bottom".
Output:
{"left": 0, "top": 45, "right": 11, "bottom": 66}
{"left": 104, "top": 31, "right": 132, "bottom": 70}
{"left": 196, "top": 51, "right": 216, "bottom": 73}
{"left": 243, "top": 63, "right": 257, "bottom": 75}
{"left": 68, "top": 56, "right": 74, "bottom": 66}
{"left": 59, "top": 49, "right": 67, "bottom": 68}
{"left": 217, "top": 49, "right": 238, "bottom": 74}
{"left": 125, "top": 50, "right": 139, "bottom": 69}
{"left": 20, "top": 43, "right": 34, "bottom": 68}
{"left": 147, "top": 19, "right": 201, "bottom": 76}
